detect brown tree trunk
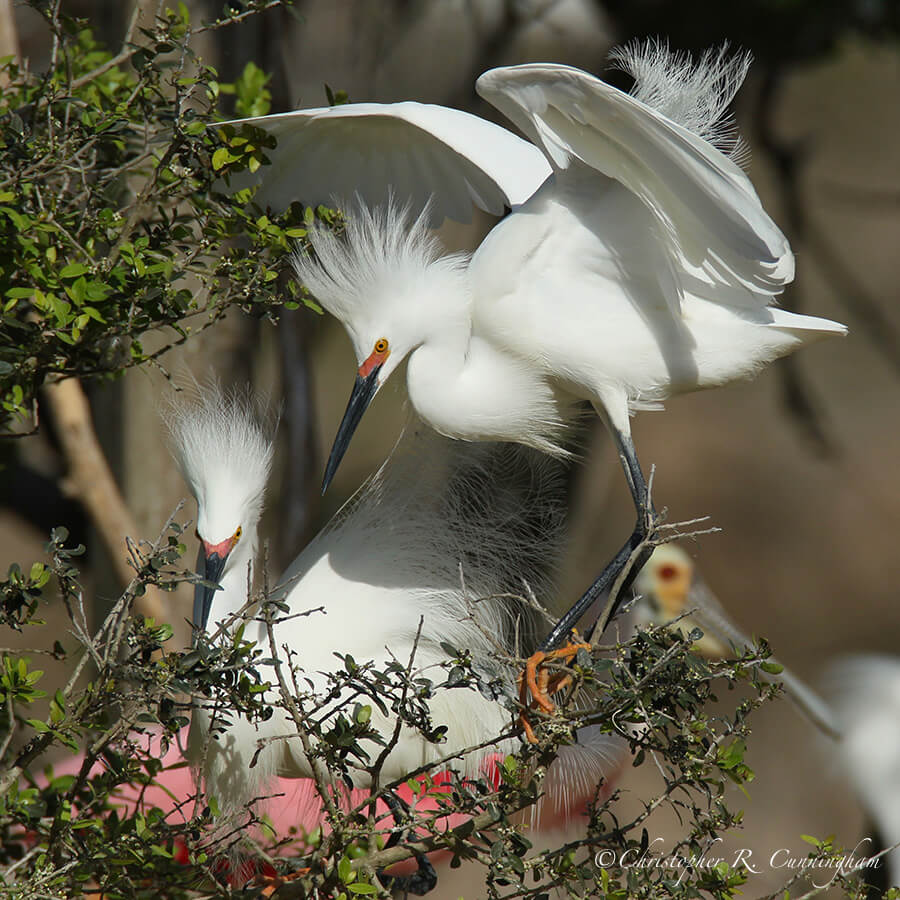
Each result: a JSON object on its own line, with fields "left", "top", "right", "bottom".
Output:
{"left": 0, "top": 0, "right": 19, "bottom": 79}
{"left": 44, "top": 378, "right": 168, "bottom": 622}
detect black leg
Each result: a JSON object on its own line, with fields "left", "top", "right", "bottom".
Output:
{"left": 540, "top": 429, "right": 656, "bottom": 652}
{"left": 377, "top": 790, "right": 438, "bottom": 897}
{"left": 539, "top": 533, "right": 639, "bottom": 651}
{"left": 614, "top": 431, "right": 651, "bottom": 523}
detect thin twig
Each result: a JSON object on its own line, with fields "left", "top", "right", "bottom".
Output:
{"left": 261, "top": 598, "right": 341, "bottom": 822}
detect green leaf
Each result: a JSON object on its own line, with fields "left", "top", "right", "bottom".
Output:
{"left": 65, "top": 278, "right": 87, "bottom": 305}
{"left": 211, "top": 147, "right": 234, "bottom": 171}
{"left": 337, "top": 855, "right": 354, "bottom": 883}
{"left": 59, "top": 263, "right": 91, "bottom": 279}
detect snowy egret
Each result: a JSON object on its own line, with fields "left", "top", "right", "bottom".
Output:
{"left": 822, "top": 655, "right": 900, "bottom": 890}
{"left": 166, "top": 385, "right": 625, "bottom": 827}
{"left": 221, "top": 43, "right": 847, "bottom": 646}
{"left": 633, "top": 543, "right": 841, "bottom": 738}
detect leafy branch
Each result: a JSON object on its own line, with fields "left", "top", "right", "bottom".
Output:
{"left": 0, "top": 0, "right": 324, "bottom": 434}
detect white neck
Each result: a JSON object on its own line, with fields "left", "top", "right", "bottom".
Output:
{"left": 407, "top": 330, "right": 567, "bottom": 454}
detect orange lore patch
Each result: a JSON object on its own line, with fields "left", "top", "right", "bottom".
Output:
{"left": 358, "top": 346, "right": 390, "bottom": 378}
{"left": 202, "top": 536, "right": 235, "bottom": 558}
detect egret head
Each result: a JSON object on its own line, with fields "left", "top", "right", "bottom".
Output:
{"left": 165, "top": 384, "right": 275, "bottom": 636}
{"left": 292, "top": 199, "right": 470, "bottom": 492}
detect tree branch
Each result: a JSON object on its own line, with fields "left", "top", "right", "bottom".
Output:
{"left": 43, "top": 377, "right": 168, "bottom": 623}
{"left": 0, "top": 0, "right": 19, "bottom": 64}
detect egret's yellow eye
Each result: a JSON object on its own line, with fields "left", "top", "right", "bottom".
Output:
{"left": 233, "top": 526, "right": 242, "bottom": 542}
{"left": 374, "top": 338, "right": 389, "bottom": 354}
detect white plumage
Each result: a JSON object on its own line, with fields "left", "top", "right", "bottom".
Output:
{"left": 607, "top": 42, "right": 752, "bottom": 161}
{"left": 167, "top": 386, "right": 624, "bottom": 821}
{"left": 166, "top": 389, "right": 275, "bottom": 632}
{"left": 226, "top": 100, "right": 550, "bottom": 225}
{"left": 221, "top": 43, "right": 847, "bottom": 564}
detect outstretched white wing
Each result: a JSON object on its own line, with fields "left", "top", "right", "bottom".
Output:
{"left": 217, "top": 102, "right": 551, "bottom": 226}
{"left": 476, "top": 63, "right": 794, "bottom": 308}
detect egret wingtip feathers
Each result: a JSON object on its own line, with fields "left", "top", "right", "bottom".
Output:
{"left": 476, "top": 49, "right": 794, "bottom": 301}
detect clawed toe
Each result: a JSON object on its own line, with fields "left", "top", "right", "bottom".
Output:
{"left": 517, "top": 639, "right": 591, "bottom": 743}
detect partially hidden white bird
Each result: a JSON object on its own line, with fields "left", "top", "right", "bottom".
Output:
{"left": 632, "top": 543, "right": 841, "bottom": 739}
{"left": 821, "top": 655, "right": 900, "bottom": 891}
{"left": 167, "top": 385, "right": 625, "bottom": 825}
{"left": 220, "top": 43, "right": 847, "bottom": 647}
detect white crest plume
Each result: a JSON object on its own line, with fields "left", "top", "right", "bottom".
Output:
{"left": 609, "top": 40, "right": 752, "bottom": 166}
{"left": 164, "top": 381, "right": 276, "bottom": 532}
{"left": 291, "top": 197, "right": 469, "bottom": 324}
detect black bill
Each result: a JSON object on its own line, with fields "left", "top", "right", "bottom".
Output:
{"left": 321, "top": 365, "right": 382, "bottom": 494}
{"left": 192, "top": 546, "right": 228, "bottom": 643}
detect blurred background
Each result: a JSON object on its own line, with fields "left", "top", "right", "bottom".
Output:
{"left": 3, "top": 0, "right": 899, "bottom": 895}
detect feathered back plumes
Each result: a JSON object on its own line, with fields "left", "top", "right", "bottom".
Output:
{"left": 164, "top": 382, "right": 276, "bottom": 534}
{"left": 320, "top": 417, "right": 569, "bottom": 660}
{"left": 609, "top": 40, "right": 752, "bottom": 166}
{"left": 291, "top": 198, "right": 469, "bottom": 327}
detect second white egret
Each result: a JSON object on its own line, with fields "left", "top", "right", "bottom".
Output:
{"left": 166, "top": 386, "right": 625, "bottom": 826}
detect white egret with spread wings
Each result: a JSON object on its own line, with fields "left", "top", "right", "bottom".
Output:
{"left": 221, "top": 43, "right": 846, "bottom": 649}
